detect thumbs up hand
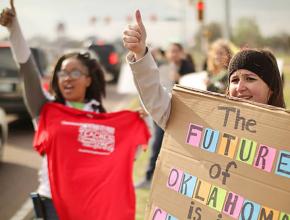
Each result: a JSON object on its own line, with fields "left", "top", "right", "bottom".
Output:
{"left": 0, "top": 0, "right": 16, "bottom": 27}
{"left": 123, "top": 10, "right": 147, "bottom": 60}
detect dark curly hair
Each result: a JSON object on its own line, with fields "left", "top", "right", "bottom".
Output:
{"left": 50, "top": 52, "right": 106, "bottom": 112}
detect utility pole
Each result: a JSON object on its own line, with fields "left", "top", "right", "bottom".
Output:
{"left": 196, "top": 0, "right": 206, "bottom": 53}
{"left": 225, "top": 0, "right": 231, "bottom": 40}
{"left": 181, "top": 0, "right": 187, "bottom": 45}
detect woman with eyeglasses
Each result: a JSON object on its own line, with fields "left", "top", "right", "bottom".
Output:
{"left": 1, "top": 3, "right": 150, "bottom": 220}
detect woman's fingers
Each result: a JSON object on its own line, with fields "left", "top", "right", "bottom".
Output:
{"left": 10, "top": 0, "right": 16, "bottom": 14}
{"left": 123, "top": 10, "right": 147, "bottom": 56}
{"left": 127, "top": 24, "right": 142, "bottom": 36}
{"left": 123, "top": 28, "right": 141, "bottom": 42}
{"left": 0, "top": 8, "right": 15, "bottom": 27}
{"left": 123, "top": 41, "right": 141, "bottom": 51}
{"left": 135, "top": 9, "right": 146, "bottom": 40}
{"left": 123, "top": 25, "right": 143, "bottom": 50}
{"left": 123, "top": 35, "right": 140, "bottom": 44}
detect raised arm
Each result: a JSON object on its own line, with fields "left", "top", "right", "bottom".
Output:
{"left": 0, "top": 0, "right": 50, "bottom": 119}
{"left": 123, "top": 10, "right": 172, "bottom": 129}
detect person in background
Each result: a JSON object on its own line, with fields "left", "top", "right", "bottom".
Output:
{"left": 151, "top": 46, "right": 166, "bottom": 66}
{"left": 165, "top": 42, "right": 195, "bottom": 83}
{"left": 206, "top": 38, "right": 233, "bottom": 93}
{"left": 185, "top": 52, "right": 196, "bottom": 73}
{"left": 1, "top": 3, "right": 150, "bottom": 220}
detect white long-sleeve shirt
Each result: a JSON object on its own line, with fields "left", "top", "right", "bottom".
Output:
{"left": 127, "top": 50, "right": 172, "bottom": 130}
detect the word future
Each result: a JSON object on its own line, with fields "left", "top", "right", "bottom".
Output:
{"left": 186, "top": 106, "right": 290, "bottom": 179}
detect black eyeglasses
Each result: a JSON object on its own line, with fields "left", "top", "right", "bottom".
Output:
{"left": 57, "top": 70, "right": 88, "bottom": 80}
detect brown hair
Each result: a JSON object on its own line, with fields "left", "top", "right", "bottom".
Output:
{"left": 261, "top": 50, "right": 285, "bottom": 108}
{"left": 170, "top": 42, "right": 184, "bottom": 51}
{"left": 207, "top": 39, "right": 232, "bottom": 75}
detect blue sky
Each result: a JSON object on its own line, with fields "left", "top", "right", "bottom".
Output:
{"left": 0, "top": 0, "right": 289, "bottom": 45}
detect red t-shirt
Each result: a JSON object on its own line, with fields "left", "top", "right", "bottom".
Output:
{"left": 33, "top": 103, "right": 150, "bottom": 220}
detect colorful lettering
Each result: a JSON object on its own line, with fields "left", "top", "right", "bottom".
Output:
{"left": 239, "top": 200, "right": 260, "bottom": 220}
{"left": 166, "top": 167, "right": 288, "bottom": 220}
{"left": 201, "top": 128, "right": 220, "bottom": 152}
{"left": 167, "top": 168, "right": 183, "bottom": 192}
{"left": 254, "top": 145, "right": 276, "bottom": 172}
{"left": 152, "top": 207, "right": 167, "bottom": 220}
{"left": 279, "top": 212, "right": 290, "bottom": 220}
{"left": 186, "top": 124, "right": 203, "bottom": 147}
{"left": 236, "top": 138, "right": 257, "bottom": 165}
{"left": 166, "top": 214, "right": 178, "bottom": 220}
{"left": 218, "top": 133, "right": 238, "bottom": 158}
{"left": 223, "top": 192, "right": 244, "bottom": 219}
{"left": 275, "top": 150, "right": 290, "bottom": 178}
{"left": 207, "top": 185, "right": 227, "bottom": 212}
{"left": 259, "top": 206, "right": 280, "bottom": 220}
{"left": 193, "top": 179, "right": 211, "bottom": 205}
{"left": 179, "top": 173, "right": 197, "bottom": 198}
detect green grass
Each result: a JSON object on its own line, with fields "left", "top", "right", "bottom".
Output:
{"left": 134, "top": 148, "right": 151, "bottom": 220}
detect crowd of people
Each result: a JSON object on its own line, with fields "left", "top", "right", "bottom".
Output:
{"left": 0, "top": 2, "right": 287, "bottom": 220}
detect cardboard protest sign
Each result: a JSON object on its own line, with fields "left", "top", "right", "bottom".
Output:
{"left": 145, "top": 85, "right": 290, "bottom": 220}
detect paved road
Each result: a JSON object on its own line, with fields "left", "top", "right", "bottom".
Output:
{"left": 0, "top": 84, "right": 136, "bottom": 220}
{"left": 0, "top": 118, "right": 38, "bottom": 220}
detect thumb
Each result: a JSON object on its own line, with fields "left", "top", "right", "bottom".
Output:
{"left": 135, "top": 9, "right": 145, "bottom": 33}
{"left": 10, "top": 0, "right": 16, "bottom": 14}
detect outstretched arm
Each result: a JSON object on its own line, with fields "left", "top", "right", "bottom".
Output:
{"left": 123, "top": 10, "right": 171, "bottom": 129}
{"left": 0, "top": 0, "right": 50, "bottom": 119}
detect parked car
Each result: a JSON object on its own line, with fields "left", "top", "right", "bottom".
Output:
{"left": 0, "top": 42, "right": 48, "bottom": 116}
{"left": 0, "top": 107, "right": 8, "bottom": 162}
{"left": 88, "top": 41, "right": 121, "bottom": 83}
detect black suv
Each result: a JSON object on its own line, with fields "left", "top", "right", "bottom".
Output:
{"left": 88, "top": 42, "right": 121, "bottom": 83}
{"left": 0, "top": 43, "right": 48, "bottom": 116}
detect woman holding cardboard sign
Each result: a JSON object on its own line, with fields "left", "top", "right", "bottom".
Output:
{"left": 123, "top": 10, "right": 285, "bottom": 131}
{"left": 123, "top": 11, "right": 288, "bottom": 219}
{"left": 1, "top": 3, "right": 150, "bottom": 220}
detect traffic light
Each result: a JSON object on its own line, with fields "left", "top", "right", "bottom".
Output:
{"left": 196, "top": 0, "right": 204, "bottom": 22}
